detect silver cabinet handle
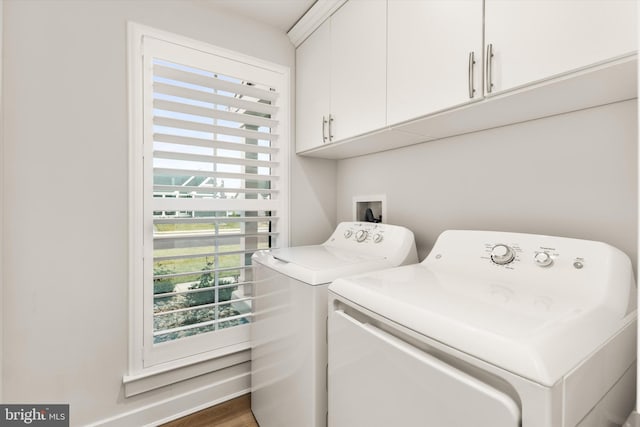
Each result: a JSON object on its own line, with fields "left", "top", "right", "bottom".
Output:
{"left": 328, "top": 114, "right": 334, "bottom": 142}
{"left": 322, "top": 116, "right": 328, "bottom": 143}
{"left": 486, "top": 43, "right": 494, "bottom": 94}
{"left": 468, "top": 51, "right": 476, "bottom": 99}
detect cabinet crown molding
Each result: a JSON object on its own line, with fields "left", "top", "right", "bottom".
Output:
{"left": 288, "top": 0, "right": 347, "bottom": 47}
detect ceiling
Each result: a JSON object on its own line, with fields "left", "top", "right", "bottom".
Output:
{"left": 195, "top": 0, "right": 317, "bottom": 33}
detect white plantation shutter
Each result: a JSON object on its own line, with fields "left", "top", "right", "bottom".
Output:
{"left": 138, "top": 36, "right": 289, "bottom": 367}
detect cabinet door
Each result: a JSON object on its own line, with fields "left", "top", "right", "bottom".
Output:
{"left": 387, "top": 0, "right": 483, "bottom": 126}
{"left": 296, "top": 20, "right": 331, "bottom": 153}
{"left": 330, "top": 0, "right": 387, "bottom": 142}
{"left": 485, "top": 0, "right": 638, "bottom": 94}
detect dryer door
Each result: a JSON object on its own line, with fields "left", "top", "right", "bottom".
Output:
{"left": 328, "top": 310, "right": 521, "bottom": 427}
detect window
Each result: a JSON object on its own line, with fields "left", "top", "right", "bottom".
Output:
{"left": 129, "top": 25, "right": 289, "bottom": 374}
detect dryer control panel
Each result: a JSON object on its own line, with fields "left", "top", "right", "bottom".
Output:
{"left": 422, "top": 230, "right": 635, "bottom": 318}
{"left": 481, "top": 239, "right": 586, "bottom": 271}
{"left": 426, "top": 230, "right": 624, "bottom": 272}
{"left": 483, "top": 241, "right": 581, "bottom": 270}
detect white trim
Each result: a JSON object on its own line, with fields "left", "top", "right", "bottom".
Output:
{"left": 123, "top": 347, "right": 250, "bottom": 397}
{"left": 287, "top": 0, "right": 347, "bottom": 47}
{"left": 132, "top": 23, "right": 290, "bottom": 75}
{"left": 88, "top": 363, "right": 250, "bottom": 427}
{"left": 128, "top": 21, "right": 146, "bottom": 376}
{"left": 127, "top": 21, "right": 290, "bottom": 389}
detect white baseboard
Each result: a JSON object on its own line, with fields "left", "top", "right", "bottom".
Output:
{"left": 87, "top": 363, "right": 250, "bottom": 427}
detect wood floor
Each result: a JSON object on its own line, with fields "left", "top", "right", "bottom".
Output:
{"left": 161, "top": 394, "right": 259, "bottom": 427}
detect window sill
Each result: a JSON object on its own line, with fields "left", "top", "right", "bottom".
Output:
{"left": 123, "top": 342, "right": 251, "bottom": 397}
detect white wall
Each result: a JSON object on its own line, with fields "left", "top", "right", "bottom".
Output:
{"left": 290, "top": 156, "right": 337, "bottom": 245}
{"left": 9, "top": 1, "right": 634, "bottom": 425}
{"left": 2, "top": 0, "right": 335, "bottom": 425}
{"left": 0, "top": 0, "right": 4, "bottom": 403}
{"left": 337, "top": 100, "right": 638, "bottom": 270}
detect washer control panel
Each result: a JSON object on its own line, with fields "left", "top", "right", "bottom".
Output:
{"left": 337, "top": 223, "right": 388, "bottom": 245}
{"left": 325, "top": 222, "right": 418, "bottom": 267}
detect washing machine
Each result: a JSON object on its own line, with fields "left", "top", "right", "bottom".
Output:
{"left": 251, "top": 221, "right": 417, "bottom": 427}
{"left": 328, "top": 230, "right": 637, "bottom": 427}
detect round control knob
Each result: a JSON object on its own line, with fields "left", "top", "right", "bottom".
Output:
{"left": 373, "top": 233, "right": 383, "bottom": 244}
{"left": 534, "top": 251, "right": 553, "bottom": 267}
{"left": 355, "top": 230, "right": 368, "bottom": 242}
{"left": 490, "top": 244, "right": 516, "bottom": 265}
{"left": 343, "top": 229, "right": 353, "bottom": 239}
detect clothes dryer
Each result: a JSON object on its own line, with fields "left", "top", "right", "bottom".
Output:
{"left": 329, "top": 230, "right": 637, "bottom": 427}
{"left": 251, "top": 221, "right": 417, "bottom": 427}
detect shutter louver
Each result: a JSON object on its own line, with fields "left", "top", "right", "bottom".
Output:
{"left": 147, "top": 54, "right": 282, "bottom": 345}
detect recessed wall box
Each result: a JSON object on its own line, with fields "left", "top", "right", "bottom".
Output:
{"left": 353, "top": 195, "right": 386, "bottom": 223}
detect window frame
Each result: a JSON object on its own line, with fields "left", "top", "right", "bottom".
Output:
{"left": 126, "top": 22, "right": 290, "bottom": 390}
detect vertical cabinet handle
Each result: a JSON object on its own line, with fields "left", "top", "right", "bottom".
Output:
{"left": 486, "top": 43, "right": 494, "bottom": 94}
{"left": 328, "top": 114, "right": 334, "bottom": 142}
{"left": 468, "top": 51, "right": 476, "bottom": 99}
{"left": 322, "top": 116, "right": 328, "bottom": 143}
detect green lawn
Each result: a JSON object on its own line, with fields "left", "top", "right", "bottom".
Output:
{"left": 154, "top": 244, "right": 242, "bottom": 287}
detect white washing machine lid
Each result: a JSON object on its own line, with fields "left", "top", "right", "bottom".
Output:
{"left": 329, "top": 263, "right": 635, "bottom": 387}
{"left": 253, "top": 245, "right": 390, "bottom": 286}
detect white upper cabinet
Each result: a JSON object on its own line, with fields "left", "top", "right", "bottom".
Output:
{"left": 295, "top": 0, "right": 386, "bottom": 153}
{"left": 484, "top": 0, "right": 638, "bottom": 95}
{"left": 387, "top": 0, "right": 484, "bottom": 125}
{"left": 330, "top": 0, "right": 387, "bottom": 142}
{"left": 296, "top": 20, "right": 331, "bottom": 153}
{"left": 293, "top": 0, "right": 638, "bottom": 158}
